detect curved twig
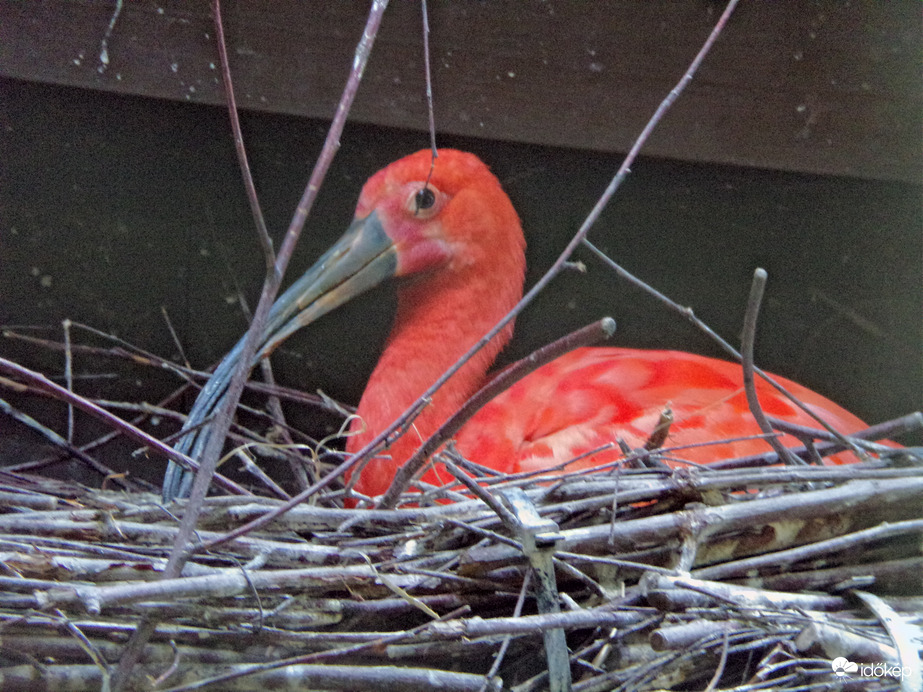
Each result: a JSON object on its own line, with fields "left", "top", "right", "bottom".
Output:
{"left": 741, "top": 268, "right": 799, "bottom": 465}
{"left": 582, "top": 241, "right": 874, "bottom": 454}
{"left": 213, "top": 0, "right": 273, "bottom": 269}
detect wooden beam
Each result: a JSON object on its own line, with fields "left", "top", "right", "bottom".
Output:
{"left": 0, "top": 0, "right": 919, "bottom": 183}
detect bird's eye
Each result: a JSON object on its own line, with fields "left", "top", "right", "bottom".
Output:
{"left": 413, "top": 187, "right": 436, "bottom": 214}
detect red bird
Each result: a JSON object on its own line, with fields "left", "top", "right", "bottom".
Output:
{"left": 163, "top": 149, "right": 880, "bottom": 503}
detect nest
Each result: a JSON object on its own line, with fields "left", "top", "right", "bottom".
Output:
{"left": 2, "top": 455, "right": 922, "bottom": 691}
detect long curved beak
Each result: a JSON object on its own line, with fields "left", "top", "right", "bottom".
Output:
{"left": 258, "top": 210, "right": 398, "bottom": 358}
{"left": 162, "top": 211, "right": 397, "bottom": 503}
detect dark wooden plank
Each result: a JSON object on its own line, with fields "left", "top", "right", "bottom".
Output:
{"left": 0, "top": 0, "right": 919, "bottom": 183}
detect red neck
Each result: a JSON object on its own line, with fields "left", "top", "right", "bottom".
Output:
{"left": 347, "top": 256, "right": 523, "bottom": 497}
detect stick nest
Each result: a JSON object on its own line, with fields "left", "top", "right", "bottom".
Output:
{"left": 1, "top": 459, "right": 922, "bottom": 691}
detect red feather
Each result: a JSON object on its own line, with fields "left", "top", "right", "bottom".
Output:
{"left": 336, "top": 150, "right": 887, "bottom": 500}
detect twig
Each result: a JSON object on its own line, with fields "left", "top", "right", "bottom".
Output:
{"left": 644, "top": 573, "right": 847, "bottom": 612}
{"left": 197, "top": 429, "right": 397, "bottom": 551}
{"left": 499, "top": 488, "right": 571, "bottom": 692}
{"left": 112, "top": 4, "right": 391, "bottom": 688}
{"left": 741, "top": 268, "right": 799, "bottom": 466}
{"left": 420, "top": 0, "right": 438, "bottom": 163}
{"left": 213, "top": 0, "right": 274, "bottom": 269}
{"left": 442, "top": 457, "right": 520, "bottom": 527}
{"left": 765, "top": 416, "right": 898, "bottom": 453}
{"left": 161, "top": 306, "right": 191, "bottom": 370}
{"left": 793, "top": 619, "right": 899, "bottom": 665}
{"left": 0, "top": 397, "right": 129, "bottom": 486}
{"left": 2, "top": 325, "right": 288, "bottom": 408}
{"left": 0, "top": 357, "right": 238, "bottom": 490}
{"left": 709, "top": 413, "right": 923, "bottom": 470}
{"left": 63, "top": 318, "right": 74, "bottom": 443}
{"left": 39, "top": 320, "right": 199, "bottom": 384}
{"left": 257, "top": 358, "right": 308, "bottom": 491}
{"left": 853, "top": 590, "right": 923, "bottom": 692}
{"left": 14, "top": 662, "right": 503, "bottom": 692}
{"left": 650, "top": 620, "right": 750, "bottom": 652}
{"left": 694, "top": 518, "right": 923, "bottom": 582}
{"left": 703, "top": 629, "right": 730, "bottom": 692}
{"left": 481, "top": 570, "right": 531, "bottom": 691}
{"left": 378, "top": 318, "right": 616, "bottom": 507}
{"left": 161, "top": 607, "right": 479, "bottom": 692}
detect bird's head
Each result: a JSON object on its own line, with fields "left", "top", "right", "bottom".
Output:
{"left": 258, "top": 149, "right": 525, "bottom": 357}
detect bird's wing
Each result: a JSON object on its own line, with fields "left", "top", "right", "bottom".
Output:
{"left": 455, "top": 347, "right": 874, "bottom": 475}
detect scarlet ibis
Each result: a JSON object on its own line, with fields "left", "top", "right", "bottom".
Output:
{"left": 162, "top": 149, "right": 881, "bottom": 503}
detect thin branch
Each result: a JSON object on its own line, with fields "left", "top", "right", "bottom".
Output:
{"left": 421, "top": 0, "right": 438, "bottom": 162}
{"left": 741, "top": 268, "right": 799, "bottom": 465}
{"left": 378, "top": 317, "right": 616, "bottom": 508}
{"left": 709, "top": 412, "right": 923, "bottom": 470}
{"left": 160, "top": 607, "right": 478, "bottom": 692}
{"left": 112, "top": 3, "right": 391, "bottom": 688}
{"left": 481, "top": 570, "right": 531, "bottom": 691}
{"left": 853, "top": 590, "right": 923, "bottom": 692}
{"left": 694, "top": 518, "right": 923, "bottom": 582}
{"left": 212, "top": 0, "right": 274, "bottom": 269}
{"left": 702, "top": 628, "right": 730, "bottom": 692}
{"left": 442, "top": 456, "right": 520, "bottom": 527}
{"left": 765, "top": 416, "right": 897, "bottom": 452}
{"left": 63, "top": 318, "right": 75, "bottom": 443}
{"left": 0, "top": 396, "right": 129, "bottom": 488}
{"left": 161, "top": 305, "right": 191, "bottom": 369}
{"left": 0, "top": 357, "right": 243, "bottom": 491}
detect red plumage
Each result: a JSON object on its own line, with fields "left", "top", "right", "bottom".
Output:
{"left": 338, "top": 150, "right": 880, "bottom": 499}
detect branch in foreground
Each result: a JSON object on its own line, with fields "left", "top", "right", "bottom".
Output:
{"left": 740, "top": 268, "right": 800, "bottom": 466}
{"left": 0, "top": 357, "right": 247, "bottom": 495}
{"left": 112, "top": 4, "right": 392, "bottom": 689}
{"left": 377, "top": 317, "right": 616, "bottom": 508}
